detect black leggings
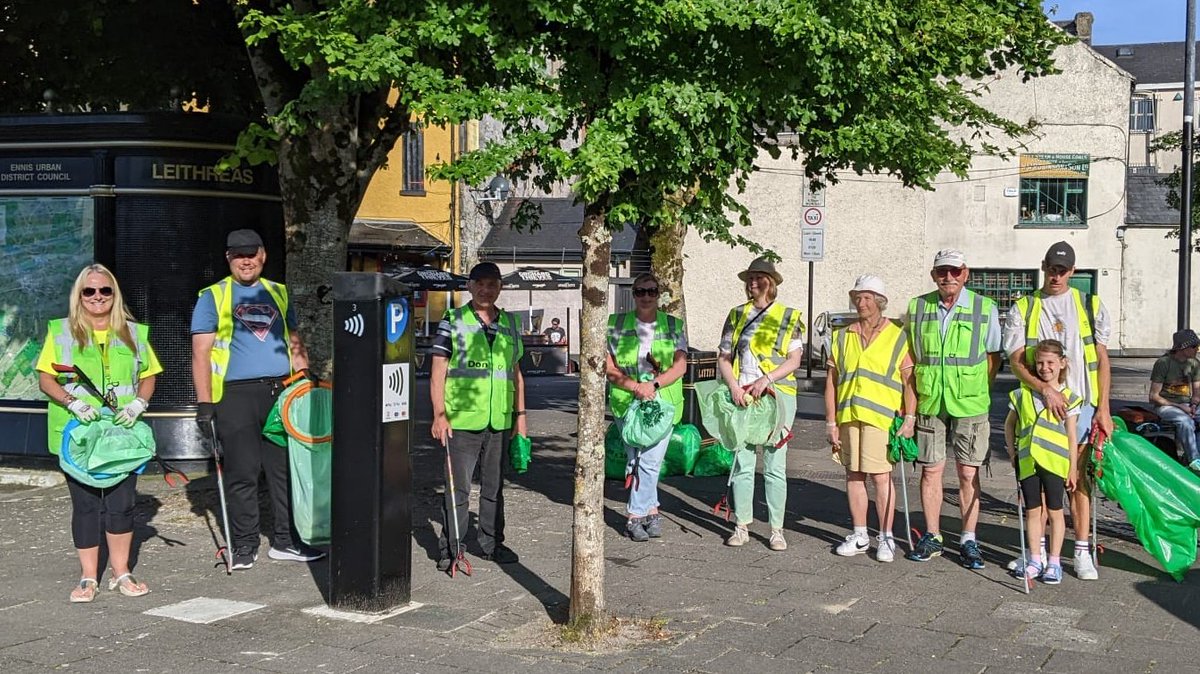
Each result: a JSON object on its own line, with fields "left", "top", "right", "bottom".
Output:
{"left": 1020, "top": 465, "right": 1066, "bottom": 511}
{"left": 65, "top": 472, "right": 138, "bottom": 549}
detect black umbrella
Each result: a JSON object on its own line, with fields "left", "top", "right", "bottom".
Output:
{"left": 500, "top": 267, "right": 581, "bottom": 332}
{"left": 393, "top": 266, "right": 469, "bottom": 335}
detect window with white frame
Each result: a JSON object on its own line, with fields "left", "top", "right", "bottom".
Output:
{"left": 1129, "top": 97, "right": 1156, "bottom": 133}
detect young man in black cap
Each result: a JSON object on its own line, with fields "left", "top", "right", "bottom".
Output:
{"left": 1149, "top": 328, "right": 1200, "bottom": 474}
{"left": 429, "top": 262, "right": 527, "bottom": 572}
{"left": 191, "top": 229, "right": 324, "bottom": 569}
{"left": 1003, "top": 241, "right": 1113, "bottom": 580}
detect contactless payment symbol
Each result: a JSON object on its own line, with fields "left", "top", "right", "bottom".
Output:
{"left": 385, "top": 298, "right": 408, "bottom": 343}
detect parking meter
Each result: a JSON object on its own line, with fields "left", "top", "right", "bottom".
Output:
{"left": 329, "top": 272, "right": 414, "bottom": 611}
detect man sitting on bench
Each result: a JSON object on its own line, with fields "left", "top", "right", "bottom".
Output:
{"left": 1149, "top": 329, "right": 1200, "bottom": 475}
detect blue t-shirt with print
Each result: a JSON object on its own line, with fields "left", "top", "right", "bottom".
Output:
{"left": 190, "top": 279, "right": 297, "bottom": 381}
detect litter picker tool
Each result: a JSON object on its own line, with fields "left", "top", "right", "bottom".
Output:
{"left": 208, "top": 419, "right": 233, "bottom": 575}
{"left": 896, "top": 455, "right": 914, "bottom": 553}
{"left": 1015, "top": 483, "right": 1031, "bottom": 594}
{"left": 1088, "top": 419, "right": 1107, "bottom": 568}
{"left": 443, "top": 446, "right": 472, "bottom": 578}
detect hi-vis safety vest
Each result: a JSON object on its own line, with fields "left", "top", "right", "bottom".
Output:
{"left": 1013, "top": 289, "right": 1101, "bottom": 406}
{"left": 45, "top": 319, "right": 152, "bottom": 454}
{"left": 726, "top": 302, "right": 804, "bottom": 397}
{"left": 831, "top": 321, "right": 909, "bottom": 431}
{"left": 606, "top": 311, "right": 685, "bottom": 424}
{"left": 199, "top": 276, "right": 291, "bottom": 403}
{"left": 907, "top": 290, "right": 995, "bottom": 418}
{"left": 443, "top": 306, "right": 522, "bottom": 431}
{"left": 1010, "top": 385, "right": 1082, "bottom": 480}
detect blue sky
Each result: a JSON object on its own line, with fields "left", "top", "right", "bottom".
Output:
{"left": 1043, "top": 1, "right": 1187, "bottom": 45}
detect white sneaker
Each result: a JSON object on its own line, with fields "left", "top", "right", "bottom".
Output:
{"left": 725, "top": 524, "right": 750, "bottom": 547}
{"left": 1007, "top": 545, "right": 1047, "bottom": 571}
{"left": 1074, "top": 549, "right": 1099, "bottom": 580}
{"left": 836, "top": 532, "right": 870, "bottom": 557}
{"left": 875, "top": 535, "right": 896, "bottom": 563}
{"left": 769, "top": 529, "right": 787, "bottom": 551}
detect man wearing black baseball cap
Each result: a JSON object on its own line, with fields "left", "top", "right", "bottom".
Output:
{"left": 1002, "top": 241, "right": 1113, "bottom": 580}
{"left": 429, "top": 261, "right": 527, "bottom": 573}
{"left": 191, "top": 229, "right": 323, "bottom": 570}
{"left": 1149, "top": 329, "right": 1200, "bottom": 475}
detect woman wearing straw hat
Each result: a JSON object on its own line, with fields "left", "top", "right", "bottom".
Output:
{"left": 716, "top": 257, "right": 806, "bottom": 550}
{"left": 825, "top": 275, "right": 917, "bottom": 562}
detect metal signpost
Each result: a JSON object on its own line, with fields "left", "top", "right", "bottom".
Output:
{"left": 801, "top": 183, "right": 825, "bottom": 378}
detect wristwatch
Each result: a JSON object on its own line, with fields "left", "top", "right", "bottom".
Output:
{"left": 652, "top": 380, "right": 661, "bottom": 390}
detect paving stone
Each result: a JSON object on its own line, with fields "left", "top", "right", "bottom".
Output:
{"left": 779, "top": 635, "right": 890, "bottom": 671}
{"left": 701, "top": 647, "right": 817, "bottom": 674}
{"left": 1040, "top": 648, "right": 1154, "bottom": 674}
{"left": 1105, "top": 634, "right": 1199, "bottom": 669}
{"left": 1015, "top": 621, "right": 1112, "bottom": 654}
{"left": 854, "top": 622, "right": 959, "bottom": 658}
{"left": 943, "top": 635, "right": 1052, "bottom": 669}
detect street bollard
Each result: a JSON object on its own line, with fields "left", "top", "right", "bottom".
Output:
{"left": 329, "top": 272, "right": 414, "bottom": 611}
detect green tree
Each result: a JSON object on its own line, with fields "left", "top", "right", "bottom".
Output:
{"left": 446, "top": 0, "right": 1066, "bottom": 630}
{"left": 1151, "top": 131, "right": 1198, "bottom": 250}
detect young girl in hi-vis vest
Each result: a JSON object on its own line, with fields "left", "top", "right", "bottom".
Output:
{"left": 1004, "top": 339, "right": 1082, "bottom": 585}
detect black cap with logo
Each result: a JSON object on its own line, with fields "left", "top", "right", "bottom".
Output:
{"left": 1043, "top": 241, "right": 1076, "bottom": 269}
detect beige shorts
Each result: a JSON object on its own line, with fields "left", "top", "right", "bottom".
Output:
{"left": 915, "top": 413, "right": 990, "bottom": 467}
{"left": 837, "top": 421, "right": 893, "bottom": 474}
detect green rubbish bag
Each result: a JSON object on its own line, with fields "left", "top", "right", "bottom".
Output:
{"left": 1094, "top": 419, "right": 1200, "bottom": 581}
{"left": 605, "top": 422, "right": 628, "bottom": 480}
{"left": 262, "top": 402, "right": 287, "bottom": 448}
{"left": 886, "top": 416, "right": 918, "bottom": 463}
{"left": 621, "top": 397, "right": 676, "bottom": 449}
{"left": 692, "top": 440, "right": 734, "bottom": 477}
{"left": 273, "top": 379, "right": 333, "bottom": 547}
{"left": 695, "top": 379, "right": 789, "bottom": 451}
{"left": 660, "top": 424, "right": 702, "bottom": 476}
{"left": 510, "top": 434, "right": 531, "bottom": 473}
{"left": 59, "top": 416, "right": 156, "bottom": 489}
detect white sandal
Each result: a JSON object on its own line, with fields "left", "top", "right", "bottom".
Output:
{"left": 108, "top": 573, "right": 150, "bottom": 597}
{"left": 69, "top": 578, "right": 98, "bottom": 603}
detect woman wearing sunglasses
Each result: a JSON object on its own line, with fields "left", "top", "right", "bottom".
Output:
{"left": 604, "top": 273, "right": 688, "bottom": 542}
{"left": 717, "top": 257, "right": 805, "bottom": 550}
{"left": 35, "top": 264, "right": 163, "bottom": 602}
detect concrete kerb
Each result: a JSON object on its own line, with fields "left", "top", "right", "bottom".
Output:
{"left": 0, "top": 467, "right": 63, "bottom": 488}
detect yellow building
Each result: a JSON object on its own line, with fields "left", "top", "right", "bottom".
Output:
{"left": 349, "top": 121, "right": 461, "bottom": 335}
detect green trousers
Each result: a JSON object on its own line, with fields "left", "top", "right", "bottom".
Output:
{"left": 731, "top": 444, "right": 788, "bottom": 528}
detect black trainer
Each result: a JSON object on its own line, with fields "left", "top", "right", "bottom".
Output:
{"left": 906, "top": 532, "right": 943, "bottom": 562}
{"left": 480, "top": 545, "right": 519, "bottom": 564}
{"left": 231, "top": 547, "right": 257, "bottom": 570}
{"left": 268, "top": 542, "right": 327, "bottom": 562}
{"left": 436, "top": 556, "right": 453, "bottom": 573}
{"left": 960, "top": 540, "right": 986, "bottom": 570}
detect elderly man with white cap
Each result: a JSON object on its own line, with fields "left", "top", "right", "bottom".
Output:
{"left": 825, "top": 275, "right": 916, "bottom": 562}
{"left": 903, "top": 250, "right": 1003, "bottom": 569}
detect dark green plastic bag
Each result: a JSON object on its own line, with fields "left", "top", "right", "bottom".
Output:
{"left": 692, "top": 440, "right": 734, "bottom": 477}
{"left": 886, "top": 416, "right": 918, "bottom": 463}
{"left": 660, "top": 424, "right": 702, "bottom": 476}
{"left": 262, "top": 403, "right": 287, "bottom": 448}
{"left": 510, "top": 434, "right": 531, "bottom": 473}
{"left": 1095, "top": 418, "right": 1200, "bottom": 581}
{"left": 605, "top": 423, "right": 627, "bottom": 480}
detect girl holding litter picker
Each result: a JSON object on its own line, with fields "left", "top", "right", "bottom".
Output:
{"left": 1005, "top": 339, "right": 1081, "bottom": 585}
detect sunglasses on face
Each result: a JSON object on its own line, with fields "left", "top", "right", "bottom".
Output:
{"left": 81, "top": 286, "right": 113, "bottom": 298}
{"left": 933, "top": 266, "right": 965, "bottom": 278}
{"left": 632, "top": 287, "right": 660, "bottom": 298}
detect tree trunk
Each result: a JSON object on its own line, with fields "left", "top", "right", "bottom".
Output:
{"left": 570, "top": 200, "right": 612, "bottom": 627}
{"left": 276, "top": 109, "right": 360, "bottom": 376}
{"left": 648, "top": 215, "right": 687, "bottom": 324}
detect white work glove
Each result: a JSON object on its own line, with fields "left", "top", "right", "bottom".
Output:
{"left": 115, "top": 398, "right": 148, "bottom": 427}
{"left": 67, "top": 399, "right": 99, "bottom": 423}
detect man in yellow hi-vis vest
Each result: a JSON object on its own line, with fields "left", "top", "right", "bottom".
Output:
{"left": 1002, "top": 241, "right": 1113, "bottom": 581}
{"left": 191, "top": 230, "right": 317, "bottom": 571}
{"left": 430, "top": 262, "right": 527, "bottom": 573}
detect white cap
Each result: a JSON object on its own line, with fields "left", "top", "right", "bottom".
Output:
{"left": 932, "top": 249, "right": 967, "bottom": 268}
{"left": 850, "top": 274, "right": 887, "bottom": 301}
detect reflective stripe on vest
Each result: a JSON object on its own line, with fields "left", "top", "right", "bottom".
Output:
{"left": 200, "top": 276, "right": 291, "bottom": 403}
{"left": 727, "top": 302, "right": 804, "bottom": 396}
{"left": 1010, "top": 385, "right": 1082, "bottom": 480}
{"left": 907, "top": 290, "right": 994, "bottom": 417}
{"left": 606, "top": 311, "right": 685, "bottom": 424}
{"left": 832, "top": 321, "right": 908, "bottom": 431}
{"left": 45, "top": 319, "right": 151, "bottom": 455}
{"left": 1015, "top": 289, "right": 1100, "bottom": 406}
{"left": 443, "top": 306, "right": 521, "bottom": 431}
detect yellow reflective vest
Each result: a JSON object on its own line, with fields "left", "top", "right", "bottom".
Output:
{"left": 44, "top": 319, "right": 154, "bottom": 454}
{"left": 443, "top": 305, "right": 523, "bottom": 431}
{"left": 725, "top": 301, "right": 803, "bottom": 396}
{"left": 198, "top": 276, "right": 290, "bottom": 403}
{"left": 1013, "top": 289, "right": 1101, "bottom": 406}
{"left": 606, "top": 311, "right": 685, "bottom": 424}
{"left": 907, "top": 290, "right": 995, "bottom": 417}
{"left": 831, "top": 320, "right": 909, "bottom": 431}
{"left": 1010, "top": 384, "right": 1082, "bottom": 480}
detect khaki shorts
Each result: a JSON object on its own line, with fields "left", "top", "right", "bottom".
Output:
{"left": 915, "top": 413, "right": 990, "bottom": 467}
{"left": 837, "top": 421, "right": 893, "bottom": 474}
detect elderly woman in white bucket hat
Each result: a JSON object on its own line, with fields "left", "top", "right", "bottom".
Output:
{"left": 716, "top": 256, "right": 806, "bottom": 551}
{"left": 824, "top": 275, "right": 916, "bottom": 562}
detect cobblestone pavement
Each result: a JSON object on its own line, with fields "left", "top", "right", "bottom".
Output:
{"left": 1, "top": 360, "right": 1196, "bottom": 673}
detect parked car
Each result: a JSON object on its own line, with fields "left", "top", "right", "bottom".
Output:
{"left": 810, "top": 310, "right": 859, "bottom": 368}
